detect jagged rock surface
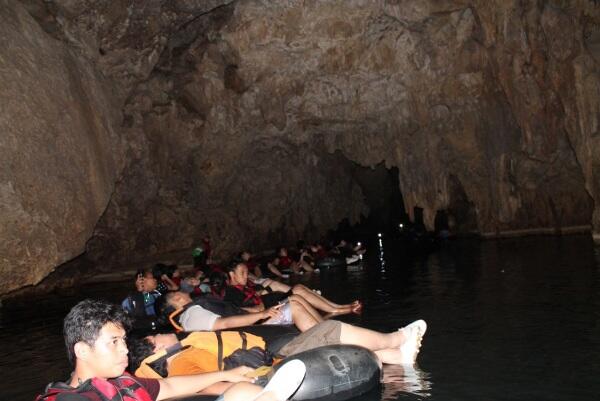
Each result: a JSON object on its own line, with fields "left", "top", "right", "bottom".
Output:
{"left": 0, "top": 1, "right": 123, "bottom": 295}
{"left": 2, "top": 0, "right": 599, "bottom": 295}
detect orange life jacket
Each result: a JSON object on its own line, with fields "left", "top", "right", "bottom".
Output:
{"left": 135, "top": 330, "right": 266, "bottom": 378}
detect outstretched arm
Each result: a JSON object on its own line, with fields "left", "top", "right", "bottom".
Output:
{"left": 213, "top": 305, "right": 282, "bottom": 330}
{"left": 157, "top": 367, "right": 253, "bottom": 400}
{"left": 267, "top": 262, "right": 285, "bottom": 278}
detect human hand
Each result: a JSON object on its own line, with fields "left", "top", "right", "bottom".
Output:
{"left": 224, "top": 366, "right": 254, "bottom": 382}
{"left": 135, "top": 275, "right": 144, "bottom": 291}
{"left": 263, "top": 304, "right": 283, "bottom": 320}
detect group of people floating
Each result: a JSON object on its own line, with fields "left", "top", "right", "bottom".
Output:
{"left": 36, "top": 238, "right": 429, "bottom": 401}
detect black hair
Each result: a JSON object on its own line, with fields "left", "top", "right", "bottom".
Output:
{"left": 63, "top": 299, "right": 131, "bottom": 366}
{"left": 126, "top": 335, "right": 170, "bottom": 377}
{"left": 165, "top": 264, "right": 178, "bottom": 278}
{"left": 205, "top": 270, "right": 227, "bottom": 298}
{"left": 135, "top": 268, "right": 151, "bottom": 280}
{"left": 226, "top": 260, "right": 245, "bottom": 274}
{"left": 152, "top": 263, "right": 168, "bottom": 280}
{"left": 127, "top": 336, "right": 156, "bottom": 373}
{"left": 155, "top": 295, "right": 176, "bottom": 327}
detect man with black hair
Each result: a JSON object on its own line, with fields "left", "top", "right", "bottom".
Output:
{"left": 35, "top": 299, "right": 306, "bottom": 401}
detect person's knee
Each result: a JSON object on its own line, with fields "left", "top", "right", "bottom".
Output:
{"left": 223, "top": 382, "right": 262, "bottom": 401}
{"left": 292, "top": 284, "right": 305, "bottom": 293}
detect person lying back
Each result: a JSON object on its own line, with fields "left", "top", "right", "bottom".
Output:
{"left": 128, "top": 318, "right": 428, "bottom": 379}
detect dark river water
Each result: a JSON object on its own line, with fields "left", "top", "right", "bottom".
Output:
{"left": 1, "top": 235, "right": 599, "bottom": 401}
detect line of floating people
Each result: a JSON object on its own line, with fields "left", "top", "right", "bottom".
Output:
{"left": 35, "top": 238, "right": 428, "bottom": 401}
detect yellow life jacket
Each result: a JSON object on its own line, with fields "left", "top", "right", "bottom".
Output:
{"left": 135, "top": 330, "right": 266, "bottom": 378}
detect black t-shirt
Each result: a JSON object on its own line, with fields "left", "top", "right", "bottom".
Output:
{"left": 223, "top": 285, "right": 253, "bottom": 307}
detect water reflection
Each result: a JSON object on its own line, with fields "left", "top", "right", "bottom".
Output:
{"left": 2, "top": 235, "right": 600, "bottom": 401}
{"left": 381, "top": 364, "right": 432, "bottom": 400}
{"left": 378, "top": 233, "right": 386, "bottom": 274}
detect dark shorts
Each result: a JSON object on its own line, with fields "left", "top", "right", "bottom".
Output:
{"left": 261, "top": 291, "right": 291, "bottom": 308}
{"left": 278, "top": 320, "right": 342, "bottom": 357}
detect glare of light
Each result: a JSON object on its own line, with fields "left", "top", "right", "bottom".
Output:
{"left": 377, "top": 233, "right": 382, "bottom": 238}
{"left": 399, "top": 223, "right": 404, "bottom": 228}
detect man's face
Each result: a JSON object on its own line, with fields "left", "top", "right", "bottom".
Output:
{"left": 143, "top": 273, "right": 157, "bottom": 292}
{"left": 147, "top": 333, "right": 177, "bottom": 352}
{"left": 79, "top": 323, "right": 128, "bottom": 379}
{"left": 229, "top": 264, "right": 248, "bottom": 286}
{"left": 170, "top": 291, "right": 192, "bottom": 308}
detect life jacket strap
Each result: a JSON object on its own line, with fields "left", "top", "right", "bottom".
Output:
{"left": 239, "top": 331, "right": 248, "bottom": 350}
{"left": 147, "top": 343, "right": 189, "bottom": 378}
{"left": 168, "top": 308, "right": 184, "bottom": 332}
{"left": 216, "top": 331, "right": 224, "bottom": 371}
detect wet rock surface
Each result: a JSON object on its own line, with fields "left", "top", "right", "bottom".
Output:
{"left": 1, "top": 0, "right": 599, "bottom": 295}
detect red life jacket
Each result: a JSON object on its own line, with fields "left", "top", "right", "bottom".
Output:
{"left": 232, "top": 284, "right": 262, "bottom": 306}
{"left": 279, "top": 256, "right": 292, "bottom": 268}
{"left": 315, "top": 248, "right": 327, "bottom": 259}
{"left": 36, "top": 374, "right": 155, "bottom": 401}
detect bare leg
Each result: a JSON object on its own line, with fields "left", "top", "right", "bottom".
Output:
{"left": 221, "top": 382, "right": 264, "bottom": 401}
{"left": 263, "top": 280, "right": 291, "bottom": 293}
{"left": 199, "top": 382, "right": 235, "bottom": 395}
{"left": 339, "top": 321, "right": 426, "bottom": 364}
{"left": 374, "top": 349, "right": 410, "bottom": 365}
{"left": 262, "top": 281, "right": 359, "bottom": 314}
{"left": 288, "top": 294, "right": 324, "bottom": 322}
{"left": 299, "top": 259, "right": 314, "bottom": 272}
{"left": 292, "top": 284, "right": 353, "bottom": 313}
{"left": 290, "top": 262, "right": 302, "bottom": 274}
{"left": 288, "top": 297, "right": 322, "bottom": 331}
{"left": 339, "top": 322, "right": 406, "bottom": 349}
{"left": 267, "top": 263, "right": 286, "bottom": 278}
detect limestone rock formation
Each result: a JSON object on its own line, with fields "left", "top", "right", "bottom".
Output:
{"left": 1, "top": 0, "right": 599, "bottom": 295}
{"left": 0, "top": 1, "right": 123, "bottom": 295}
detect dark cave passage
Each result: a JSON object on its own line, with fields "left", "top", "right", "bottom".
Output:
{"left": 350, "top": 163, "right": 406, "bottom": 232}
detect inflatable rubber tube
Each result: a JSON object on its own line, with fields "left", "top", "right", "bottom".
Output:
{"left": 276, "top": 344, "right": 381, "bottom": 401}
{"left": 235, "top": 324, "right": 300, "bottom": 355}
{"left": 163, "top": 344, "right": 380, "bottom": 401}
{"left": 315, "top": 257, "right": 346, "bottom": 270}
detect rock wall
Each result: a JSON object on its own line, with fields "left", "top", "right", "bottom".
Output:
{"left": 1, "top": 0, "right": 599, "bottom": 295}
{"left": 0, "top": 0, "right": 123, "bottom": 295}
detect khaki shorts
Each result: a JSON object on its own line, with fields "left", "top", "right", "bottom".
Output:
{"left": 278, "top": 320, "right": 342, "bottom": 357}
